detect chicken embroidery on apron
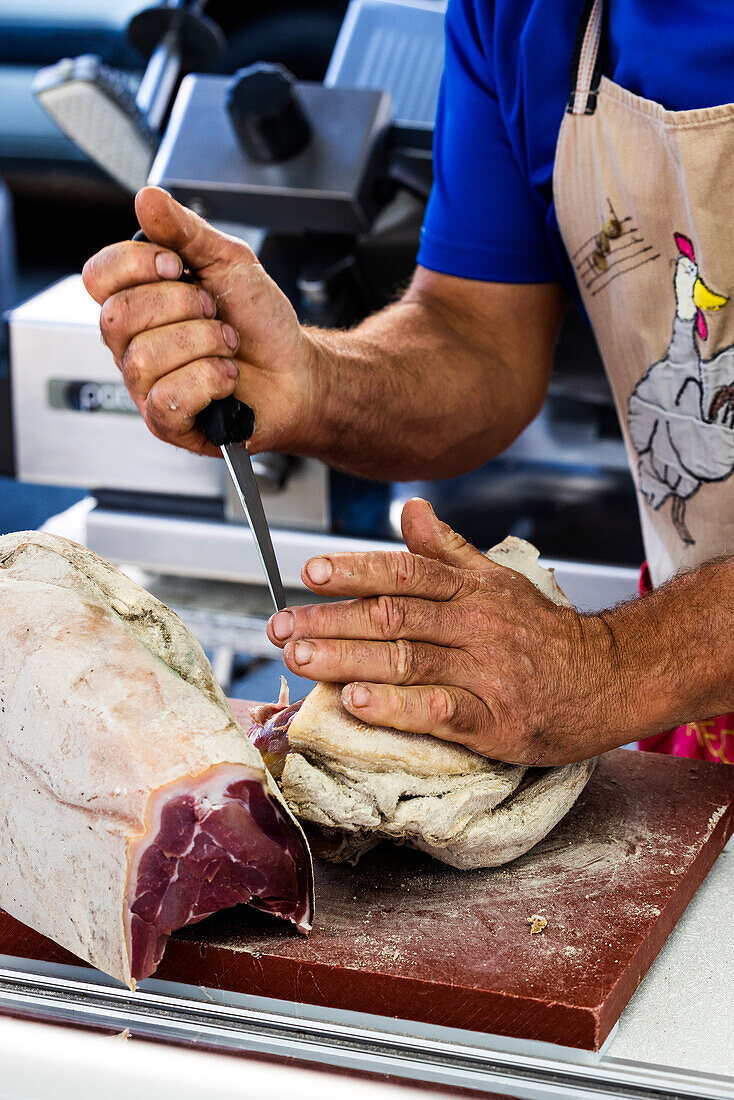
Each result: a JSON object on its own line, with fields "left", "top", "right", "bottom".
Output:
{"left": 627, "top": 233, "right": 730, "bottom": 547}
{"left": 553, "top": 0, "right": 734, "bottom": 588}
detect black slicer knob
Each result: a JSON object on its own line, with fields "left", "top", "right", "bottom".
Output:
{"left": 226, "top": 63, "right": 311, "bottom": 164}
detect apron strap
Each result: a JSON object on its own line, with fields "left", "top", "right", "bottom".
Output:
{"left": 567, "top": 0, "right": 604, "bottom": 115}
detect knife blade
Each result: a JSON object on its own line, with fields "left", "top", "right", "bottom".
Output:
{"left": 221, "top": 442, "right": 286, "bottom": 612}
{"left": 132, "top": 228, "right": 287, "bottom": 612}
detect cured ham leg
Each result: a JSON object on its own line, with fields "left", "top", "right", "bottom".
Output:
{"left": 0, "top": 532, "right": 313, "bottom": 988}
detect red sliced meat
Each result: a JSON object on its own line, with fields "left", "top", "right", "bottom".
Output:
{"left": 127, "top": 764, "right": 312, "bottom": 982}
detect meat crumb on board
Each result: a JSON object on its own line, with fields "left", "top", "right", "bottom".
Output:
{"left": 527, "top": 914, "right": 548, "bottom": 935}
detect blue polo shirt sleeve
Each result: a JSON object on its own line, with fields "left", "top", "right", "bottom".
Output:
{"left": 417, "top": 0, "right": 561, "bottom": 284}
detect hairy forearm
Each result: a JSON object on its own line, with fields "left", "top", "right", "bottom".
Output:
{"left": 85, "top": 191, "right": 564, "bottom": 477}
{"left": 300, "top": 291, "right": 546, "bottom": 480}
{"left": 597, "top": 556, "right": 734, "bottom": 744}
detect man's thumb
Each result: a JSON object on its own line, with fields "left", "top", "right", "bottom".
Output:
{"left": 400, "top": 498, "right": 492, "bottom": 571}
{"left": 134, "top": 186, "right": 253, "bottom": 273}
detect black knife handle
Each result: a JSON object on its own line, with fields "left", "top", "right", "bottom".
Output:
{"left": 197, "top": 396, "right": 255, "bottom": 446}
{"left": 132, "top": 228, "right": 254, "bottom": 444}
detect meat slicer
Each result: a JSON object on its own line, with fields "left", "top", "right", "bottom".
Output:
{"left": 4, "top": 0, "right": 641, "bottom": 629}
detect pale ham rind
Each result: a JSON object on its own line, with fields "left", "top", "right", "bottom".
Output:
{"left": 248, "top": 537, "right": 596, "bottom": 870}
{"left": 0, "top": 532, "right": 313, "bottom": 988}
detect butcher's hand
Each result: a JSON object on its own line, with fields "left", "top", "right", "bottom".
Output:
{"left": 82, "top": 186, "right": 318, "bottom": 458}
{"left": 266, "top": 498, "right": 635, "bottom": 766}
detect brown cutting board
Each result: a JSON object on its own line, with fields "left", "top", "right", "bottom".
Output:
{"left": 0, "top": 748, "right": 732, "bottom": 1050}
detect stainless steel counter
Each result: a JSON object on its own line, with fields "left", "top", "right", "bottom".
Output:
{"left": 607, "top": 845, "right": 734, "bottom": 1078}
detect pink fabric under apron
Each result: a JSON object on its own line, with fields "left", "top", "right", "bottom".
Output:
{"left": 637, "top": 563, "right": 733, "bottom": 763}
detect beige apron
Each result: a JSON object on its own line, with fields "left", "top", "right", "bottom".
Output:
{"left": 553, "top": 0, "right": 734, "bottom": 586}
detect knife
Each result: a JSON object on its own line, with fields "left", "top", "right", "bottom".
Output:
{"left": 132, "top": 229, "right": 286, "bottom": 612}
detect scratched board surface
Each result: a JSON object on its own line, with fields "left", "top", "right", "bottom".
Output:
{"left": 0, "top": 749, "right": 732, "bottom": 1050}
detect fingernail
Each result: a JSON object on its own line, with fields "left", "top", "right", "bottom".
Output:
{"left": 305, "top": 557, "right": 332, "bottom": 585}
{"left": 155, "top": 252, "right": 182, "bottom": 279}
{"left": 198, "top": 288, "right": 215, "bottom": 317}
{"left": 223, "top": 359, "right": 239, "bottom": 379}
{"left": 350, "top": 684, "right": 371, "bottom": 707}
{"left": 222, "top": 323, "right": 239, "bottom": 350}
{"left": 270, "top": 610, "right": 294, "bottom": 640}
{"left": 293, "top": 640, "right": 314, "bottom": 666}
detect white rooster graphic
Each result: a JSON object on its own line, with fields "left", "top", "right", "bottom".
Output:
{"left": 627, "top": 233, "right": 732, "bottom": 545}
